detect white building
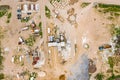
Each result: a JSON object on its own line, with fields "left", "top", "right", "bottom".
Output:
{"left": 48, "top": 42, "right": 65, "bottom": 47}
{"left": 21, "top": 3, "right": 40, "bottom": 13}
{"left": 23, "top": 4, "right": 28, "bottom": 12}
{"left": 35, "top": 4, "right": 40, "bottom": 11}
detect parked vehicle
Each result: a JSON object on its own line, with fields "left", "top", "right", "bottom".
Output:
{"left": 99, "top": 44, "right": 111, "bottom": 50}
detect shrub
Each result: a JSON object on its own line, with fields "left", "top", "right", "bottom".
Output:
{"left": 95, "top": 73, "right": 104, "bottom": 80}
{"left": 0, "top": 10, "right": 7, "bottom": 17}
{"left": 21, "top": 17, "right": 30, "bottom": 23}
{"left": 0, "top": 73, "right": 4, "bottom": 79}
{"left": 112, "top": 27, "right": 120, "bottom": 36}
{"left": 108, "top": 57, "right": 114, "bottom": 69}
{"left": 38, "top": 22, "right": 43, "bottom": 38}
{"left": 25, "top": 35, "right": 36, "bottom": 46}
{"left": 45, "top": 6, "right": 51, "bottom": 18}
{"left": 107, "top": 74, "right": 120, "bottom": 80}
{"left": 6, "top": 19, "right": 10, "bottom": 23}
{"left": 0, "top": 5, "right": 10, "bottom": 10}
{"left": 7, "top": 12, "right": 12, "bottom": 19}
{"left": 81, "top": 3, "right": 90, "bottom": 8}
{"left": 97, "top": 3, "right": 120, "bottom": 13}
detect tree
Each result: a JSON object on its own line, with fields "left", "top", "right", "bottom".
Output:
{"left": 45, "top": 6, "right": 51, "bottom": 18}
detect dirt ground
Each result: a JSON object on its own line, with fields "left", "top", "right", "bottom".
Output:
{"left": 0, "top": 0, "right": 120, "bottom": 80}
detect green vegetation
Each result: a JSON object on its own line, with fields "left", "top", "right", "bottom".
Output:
{"left": 107, "top": 16, "right": 114, "bottom": 20}
{"left": 0, "top": 27, "right": 4, "bottom": 70}
{"left": 21, "top": 70, "right": 30, "bottom": 76}
{"left": 13, "top": 55, "right": 24, "bottom": 65}
{"left": 50, "top": 0, "right": 61, "bottom": 4}
{"left": 21, "top": 17, "right": 30, "bottom": 23}
{"left": 0, "top": 28, "right": 4, "bottom": 39}
{"left": 21, "top": 62, "right": 24, "bottom": 66}
{"left": 0, "top": 53, "right": 4, "bottom": 66}
{"left": 98, "top": 3, "right": 120, "bottom": 10}
{"left": 0, "top": 28, "right": 4, "bottom": 70}
{"left": 56, "top": 0, "right": 60, "bottom": 2}
{"left": 108, "top": 56, "right": 120, "bottom": 68}
{"left": 107, "top": 74, "right": 120, "bottom": 80}
{"left": 96, "top": 3, "right": 120, "bottom": 13}
{"left": 111, "top": 26, "right": 120, "bottom": 49}
{"left": 0, "top": 5, "right": 10, "bottom": 10}
{"left": 0, "top": 5, "right": 10, "bottom": 18}
{"left": 0, "top": 73, "right": 4, "bottom": 79}
{"left": 25, "top": 35, "right": 36, "bottom": 46}
{"left": 112, "top": 27, "right": 120, "bottom": 36}
{"left": 108, "top": 57, "right": 114, "bottom": 69}
{"left": 38, "top": 22, "right": 43, "bottom": 38}
{"left": 29, "top": 72, "right": 37, "bottom": 80}
{"left": 81, "top": 2, "right": 90, "bottom": 8}
{"left": 98, "top": 3, "right": 120, "bottom": 8}
{"left": 45, "top": 6, "right": 51, "bottom": 18}
{"left": 14, "top": 55, "right": 21, "bottom": 64}
{"left": 0, "top": 5, "right": 11, "bottom": 22}
{"left": 114, "top": 13, "right": 120, "bottom": 17}
{"left": 95, "top": 73, "right": 104, "bottom": 80}
{"left": 0, "top": 10, "right": 7, "bottom": 18}
{"left": 107, "top": 57, "right": 114, "bottom": 79}
{"left": 6, "top": 19, "right": 10, "bottom": 23}
{"left": 107, "top": 56, "right": 120, "bottom": 80}
{"left": 7, "top": 12, "right": 12, "bottom": 19}
{"left": 0, "top": 47, "right": 4, "bottom": 70}
{"left": 95, "top": 3, "right": 120, "bottom": 20}
{"left": 0, "top": 27, "right": 5, "bottom": 80}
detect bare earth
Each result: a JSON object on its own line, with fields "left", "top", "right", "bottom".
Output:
{"left": 0, "top": 0, "right": 120, "bottom": 80}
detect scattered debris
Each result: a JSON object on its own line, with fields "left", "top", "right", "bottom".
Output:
{"left": 53, "top": 9, "right": 65, "bottom": 22}
{"left": 21, "top": 26, "right": 29, "bottom": 31}
{"left": 18, "top": 37, "right": 25, "bottom": 45}
{"left": 67, "top": 8, "right": 78, "bottom": 28}
{"left": 88, "top": 59, "right": 97, "bottom": 73}
{"left": 67, "top": 8, "right": 75, "bottom": 16}
{"left": 50, "top": 0, "right": 69, "bottom": 9}
{"left": 83, "top": 43, "right": 89, "bottom": 49}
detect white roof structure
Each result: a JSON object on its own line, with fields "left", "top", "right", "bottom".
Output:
{"left": 31, "top": 4, "right": 34, "bottom": 10}
{"left": 48, "top": 28, "right": 50, "bottom": 34}
{"left": 60, "top": 42, "right": 65, "bottom": 46}
{"left": 16, "top": 74, "right": 20, "bottom": 79}
{"left": 35, "top": 4, "right": 40, "bottom": 11}
{"left": 21, "top": 4, "right": 40, "bottom": 13}
{"left": 34, "top": 52, "right": 45, "bottom": 68}
{"left": 23, "top": 4, "right": 28, "bottom": 11}
{"left": 11, "top": 57, "right": 14, "bottom": 63}
{"left": 48, "top": 42, "right": 65, "bottom": 47}
{"left": 48, "top": 36, "right": 54, "bottom": 42}
{"left": 48, "top": 42, "right": 57, "bottom": 47}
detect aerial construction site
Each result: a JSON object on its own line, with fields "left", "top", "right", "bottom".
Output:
{"left": 0, "top": 0, "right": 120, "bottom": 80}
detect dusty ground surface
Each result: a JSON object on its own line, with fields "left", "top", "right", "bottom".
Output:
{"left": 0, "top": 0, "right": 120, "bottom": 80}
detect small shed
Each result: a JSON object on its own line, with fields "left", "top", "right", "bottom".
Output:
{"left": 35, "top": 4, "right": 40, "bottom": 11}
{"left": 48, "top": 36, "right": 54, "bottom": 42}
{"left": 31, "top": 4, "right": 34, "bottom": 10}
{"left": 23, "top": 4, "right": 28, "bottom": 11}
